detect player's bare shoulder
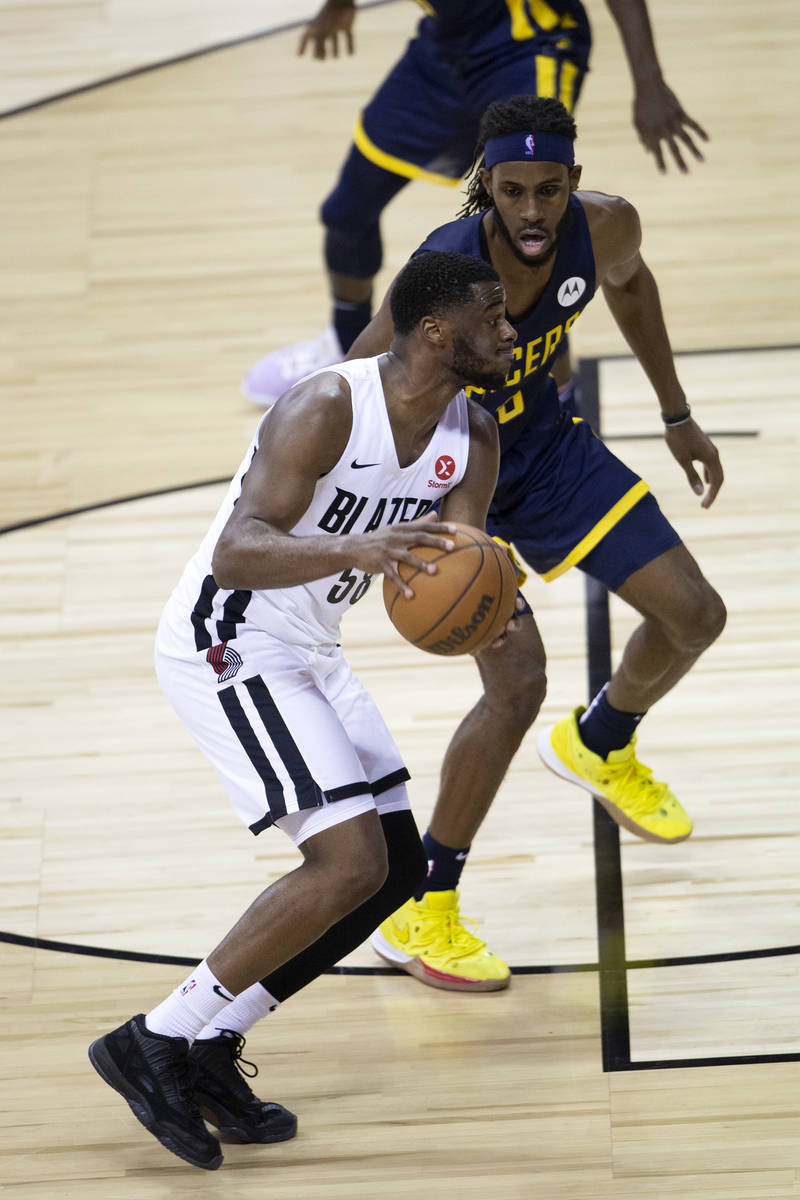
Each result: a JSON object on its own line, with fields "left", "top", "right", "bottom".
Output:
{"left": 574, "top": 190, "right": 642, "bottom": 281}
{"left": 466, "top": 394, "right": 501, "bottom": 452}
{"left": 262, "top": 368, "right": 353, "bottom": 475}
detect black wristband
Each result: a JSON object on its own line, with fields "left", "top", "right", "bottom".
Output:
{"left": 661, "top": 404, "right": 692, "bottom": 427}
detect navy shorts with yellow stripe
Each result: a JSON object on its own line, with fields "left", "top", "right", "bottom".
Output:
{"left": 354, "top": 19, "right": 590, "bottom": 187}
{"left": 486, "top": 416, "right": 681, "bottom": 593}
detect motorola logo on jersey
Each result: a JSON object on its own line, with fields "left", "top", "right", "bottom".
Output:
{"left": 557, "top": 277, "right": 587, "bottom": 306}
{"left": 434, "top": 455, "right": 455, "bottom": 480}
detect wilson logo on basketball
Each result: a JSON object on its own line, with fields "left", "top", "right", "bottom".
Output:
{"left": 428, "top": 593, "right": 496, "bottom": 654}
{"left": 434, "top": 455, "right": 455, "bottom": 480}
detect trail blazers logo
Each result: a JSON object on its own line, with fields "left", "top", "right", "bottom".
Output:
{"left": 206, "top": 641, "right": 243, "bottom": 682}
{"left": 557, "top": 276, "right": 587, "bottom": 306}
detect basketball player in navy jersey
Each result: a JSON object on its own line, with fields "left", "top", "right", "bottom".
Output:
{"left": 335, "top": 94, "right": 724, "bottom": 991}
{"left": 88, "top": 251, "right": 522, "bottom": 1171}
{"left": 242, "top": 0, "right": 709, "bottom": 407}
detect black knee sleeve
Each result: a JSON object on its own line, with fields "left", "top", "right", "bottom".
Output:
{"left": 261, "top": 810, "right": 426, "bottom": 1003}
{"left": 321, "top": 144, "right": 409, "bottom": 276}
{"left": 324, "top": 224, "right": 383, "bottom": 278}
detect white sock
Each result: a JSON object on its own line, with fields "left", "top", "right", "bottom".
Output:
{"left": 145, "top": 959, "right": 236, "bottom": 1044}
{"left": 195, "top": 982, "right": 280, "bottom": 1041}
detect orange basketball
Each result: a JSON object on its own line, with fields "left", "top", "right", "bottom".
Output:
{"left": 382, "top": 523, "right": 518, "bottom": 655}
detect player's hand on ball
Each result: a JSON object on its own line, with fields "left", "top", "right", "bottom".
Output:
{"left": 479, "top": 594, "right": 527, "bottom": 653}
{"left": 352, "top": 516, "right": 457, "bottom": 599}
{"left": 383, "top": 524, "right": 519, "bottom": 655}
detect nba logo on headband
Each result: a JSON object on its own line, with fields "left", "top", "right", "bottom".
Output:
{"left": 525, "top": 134, "right": 535, "bottom": 156}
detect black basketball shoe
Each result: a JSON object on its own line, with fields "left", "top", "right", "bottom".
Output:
{"left": 88, "top": 1013, "right": 223, "bottom": 1170}
{"left": 190, "top": 1029, "right": 298, "bottom": 1144}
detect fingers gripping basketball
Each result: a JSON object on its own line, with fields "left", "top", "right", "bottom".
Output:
{"left": 382, "top": 524, "right": 518, "bottom": 655}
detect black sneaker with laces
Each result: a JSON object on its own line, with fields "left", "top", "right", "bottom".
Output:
{"left": 88, "top": 1013, "right": 223, "bottom": 1170}
{"left": 190, "top": 1029, "right": 298, "bottom": 1144}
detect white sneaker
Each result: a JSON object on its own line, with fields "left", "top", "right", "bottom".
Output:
{"left": 240, "top": 326, "right": 342, "bottom": 408}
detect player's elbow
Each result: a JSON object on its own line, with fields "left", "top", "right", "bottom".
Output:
{"left": 211, "top": 535, "right": 244, "bottom": 590}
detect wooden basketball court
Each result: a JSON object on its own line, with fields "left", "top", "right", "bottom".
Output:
{"left": 1, "top": 2, "right": 798, "bottom": 1195}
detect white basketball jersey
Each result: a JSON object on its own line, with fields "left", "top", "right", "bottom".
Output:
{"left": 157, "top": 357, "right": 471, "bottom": 655}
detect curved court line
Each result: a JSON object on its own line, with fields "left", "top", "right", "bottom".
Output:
{"left": 0, "top": 0, "right": 396, "bottom": 121}
{"left": 0, "top": 477, "right": 230, "bottom": 538}
{"left": 1, "top": 928, "right": 798, "bottom": 975}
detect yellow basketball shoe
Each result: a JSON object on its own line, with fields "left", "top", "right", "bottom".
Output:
{"left": 536, "top": 707, "right": 693, "bottom": 844}
{"left": 370, "top": 890, "right": 510, "bottom": 992}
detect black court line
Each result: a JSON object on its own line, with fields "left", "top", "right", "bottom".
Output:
{"left": 0, "top": 0, "right": 396, "bottom": 121}
{"left": 3, "top": 928, "right": 798, "bottom": 974}
{"left": 615, "top": 1051, "right": 800, "bottom": 1070}
{"left": 579, "top": 358, "right": 632, "bottom": 1072}
{"left": 0, "top": 478, "right": 230, "bottom": 537}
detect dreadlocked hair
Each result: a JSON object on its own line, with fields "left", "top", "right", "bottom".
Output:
{"left": 458, "top": 95, "right": 577, "bottom": 218}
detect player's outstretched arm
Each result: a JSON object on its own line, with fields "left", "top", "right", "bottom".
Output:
{"left": 589, "top": 193, "right": 723, "bottom": 508}
{"left": 298, "top": 0, "right": 356, "bottom": 60}
{"left": 604, "top": 0, "right": 709, "bottom": 172}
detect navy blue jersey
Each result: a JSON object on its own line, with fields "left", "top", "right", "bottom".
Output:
{"left": 416, "top": 0, "right": 590, "bottom": 60}
{"left": 415, "top": 194, "right": 596, "bottom": 475}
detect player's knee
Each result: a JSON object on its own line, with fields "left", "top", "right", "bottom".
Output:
{"left": 487, "top": 656, "right": 547, "bottom": 728}
{"left": 322, "top": 224, "right": 383, "bottom": 278}
{"left": 671, "top": 579, "right": 727, "bottom": 653}
{"left": 693, "top": 584, "right": 727, "bottom": 649}
{"left": 334, "top": 841, "right": 390, "bottom": 911}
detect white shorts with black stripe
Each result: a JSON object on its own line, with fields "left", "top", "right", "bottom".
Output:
{"left": 154, "top": 632, "right": 410, "bottom": 846}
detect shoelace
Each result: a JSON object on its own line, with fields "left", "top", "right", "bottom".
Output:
{"left": 216, "top": 1029, "right": 259, "bottom": 1080}
{"left": 411, "top": 907, "right": 487, "bottom": 962}
{"left": 158, "top": 1042, "right": 204, "bottom": 1115}
{"left": 602, "top": 757, "right": 671, "bottom": 817}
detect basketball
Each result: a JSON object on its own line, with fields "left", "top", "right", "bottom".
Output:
{"left": 382, "top": 523, "right": 519, "bottom": 655}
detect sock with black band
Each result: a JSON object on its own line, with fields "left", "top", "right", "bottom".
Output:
{"left": 414, "top": 830, "right": 470, "bottom": 900}
{"left": 332, "top": 297, "right": 372, "bottom": 353}
{"left": 578, "top": 683, "right": 645, "bottom": 760}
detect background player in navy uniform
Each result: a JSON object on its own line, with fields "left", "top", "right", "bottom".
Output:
{"left": 337, "top": 94, "right": 724, "bottom": 992}
{"left": 242, "top": 0, "right": 709, "bottom": 406}
{"left": 87, "top": 252, "right": 522, "bottom": 1171}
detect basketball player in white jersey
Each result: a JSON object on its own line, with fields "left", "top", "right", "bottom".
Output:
{"left": 88, "top": 250, "right": 519, "bottom": 1171}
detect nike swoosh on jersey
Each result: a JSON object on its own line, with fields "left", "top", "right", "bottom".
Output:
{"left": 351, "top": 459, "right": 381, "bottom": 469}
